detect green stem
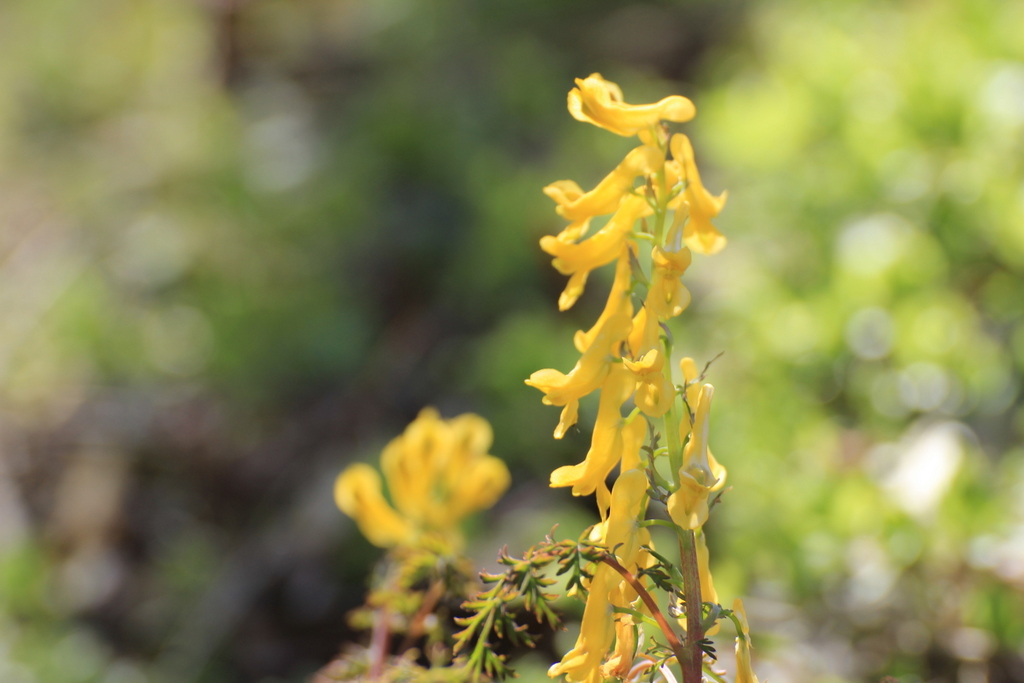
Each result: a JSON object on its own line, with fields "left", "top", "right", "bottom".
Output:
{"left": 663, "top": 333, "right": 684, "bottom": 491}
{"left": 639, "top": 518, "right": 682, "bottom": 532}
{"left": 470, "top": 609, "right": 496, "bottom": 676}
{"left": 612, "top": 605, "right": 663, "bottom": 631}
{"left": 704, "top": 663, "right": 729, "bottom": 683}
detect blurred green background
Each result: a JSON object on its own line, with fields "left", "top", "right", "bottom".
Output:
{"left": 0, "top": 0, "right": 1022, "bottom": 681}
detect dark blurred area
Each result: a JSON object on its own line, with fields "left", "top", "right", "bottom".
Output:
{"left": 0, "top": 0, "right": 1022, "bottom": 682}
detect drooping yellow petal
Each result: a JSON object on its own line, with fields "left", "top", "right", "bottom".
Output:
{"left": 574, "top": 244, "right": 635, "bottom": 354}
{"left": 549, "top": 365, "right": 638, "bottom": 497}
{"left": 602, "top": 582, "right": 646, "bottom": 680}
{"left": 555, "top": 471, "right": 653, "bottom": 682}
{"left": 545, "top": 146, "right": 663, "bottom": 223}
{"left": 626, "top": 301, "right": 661, "bottom": 359}
{"left": 568, "top": 73, "right": 696, "bottom": 137}
{"left": 554, "top": 400, "right": 580, "bottom": 440}
{"left": 541, "top": 195, "right": 649, "bottom": 311}
{"left": 527, "top": 311, "right": 632, "bottom": 416}
{"left": 602, "top": 612, "right": 637, "bottom": 680}
{"left": 334, "top": 464, "right": 414, "bottom": 548}
{"left": 670, "top": 134, "right": 728, "bottom": 255}
{"left": 548, "top": 570, "right": 616, "bottom": 682}
{"left": 603, "top": 468, "right": 649, "bottom": 566}
{"left": 557, "top": 271, "right": 589, "bottom": 312}
{"left": 618, "top": 416, "right": 646, "bottom": 474}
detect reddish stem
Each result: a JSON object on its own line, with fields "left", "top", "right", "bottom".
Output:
{"left": 369, "top": 607, "right": 390, "bottom": 679}
{"left": 399, "top": 580, "right": 445, "bottom": 652}
{"left": 597, "top": 554, "right": 686, "bottom": 666}
{"left": 678, "top": 530, "right": 704, "bottom": 683}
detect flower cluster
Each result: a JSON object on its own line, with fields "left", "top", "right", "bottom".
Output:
{"left": 527, "top": 74, "right": 755, "bottom": 683}
{"left": 324, "top": 410, "right": 512, "bottom": 683}
{"left": 335, "top": 408, "right": 511, "bottom": 550}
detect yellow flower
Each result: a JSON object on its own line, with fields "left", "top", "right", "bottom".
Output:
{"left": 647, "top": 246, "right": 692, "bottom": 319}
{"left": 622, "top": 349, "right": 675, "bottom": 418}
{"left": 568, "top": 73, "right": 696, "bottom": 137}
{"left": 526, "top": 311, "right": 632, "bottom": 438}
{"left": 733, "top": 598, "right": 759, "bottom": 683}
{"left": 334, "top": 409, "right": 510, "bottom": 548}
{"left": 544, "top": 145, "right": 663, "bottom": 228}
{"left": 550, "top": 470, "right": 650, "bottom": 682}
{"left": 574, "top": 244, "right": 635, "bottom": 355}
{"left": 601, "top": 604, "right": 639, "bottom": 680}
{"left": 626, "top": 300, "right": 661, "bottom": 359}
{"left": 548, "top": 570, "right": 616, "bottom": 682}
{"left": 666, "top": 384, "right": 727, "bottom": 530}
{"left": 600, "top": 558, "right": 656, "bottom": 679}
{"left": 601, "top": 469, "right": 650, "bottom": 562}
{"left": 541, "top": 194, "right": 650, "bottom": 311}
{"left": 669, "top": 134, "right": 727, "bottom": 255}
{"left": 549, "top": 365, "right": 646, "bottom": 509}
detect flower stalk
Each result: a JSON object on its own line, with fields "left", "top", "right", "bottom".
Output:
{"left": 522, "top": 73, "right": 755, "bottom": 683}
{"left": 326, "top": 73, "right": 759, "bottom": 683}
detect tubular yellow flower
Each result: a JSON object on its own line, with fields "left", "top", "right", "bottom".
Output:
{"left": 568, "top": 73, "right": 696, "bottom": 137}
{"left": 602, "top": 606, "right": 639, "bottom": 680}
{"left": 544, "top": 146, "right": 663, "bottom": 226}
{"left": 623, "top": 349, "right": 675, "bottom": 418}
{"left": 549, "top": 365, "right": 646, "bottom": 507}
{"left": 647, "top": 246, "right": 693, "bottom": 319}
{"left": 541, "top": 194, "right": 650, "bottom": 311}
{"left": 550, "top": 470, "right": 650, "bottom": 682}
{"left": 626, "top": 301, "right": 661, "bottom": 359}
{"left": 667, "top": 384, "right": 727, "bottom": 530}
{"left": 548, "top": 571, "right": 616, "bottom": 682}
{"left": 526, "top": 311, "right": 632, "bottom": 437}
{"left": 335, "top": 409, "right": 510, "bottom": 548}
{"left": 590, "top": 468, "right": 651, "bottom": 564}
{"left": 733, "top": 598, "right": 759, "bottom": 683}
{"left": 669, "top": 134, "right": 728, "bottom": 255}
{"left": 574, "top": 244, "right": 635, "bottom": 355}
